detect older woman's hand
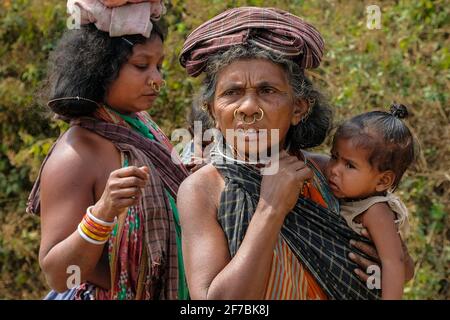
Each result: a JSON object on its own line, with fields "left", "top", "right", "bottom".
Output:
{"left": 259, "top": 151, "right": 313, "bottom": 217}
{"left": 349, "top": 228, "right": 415, "bottom": 283}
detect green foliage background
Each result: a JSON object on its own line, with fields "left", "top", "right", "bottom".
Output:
{"left": 0, "top": 0, "right": 448, "bottom": 299}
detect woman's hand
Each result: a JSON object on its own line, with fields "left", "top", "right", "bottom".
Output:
{"left": 348, "top": 229, "right": 382, "bottom": 283}
{"left": 259, "top": 151, "right": 313, "bottom": 217}
{"left": 91, "top": 166, "right": 149, "bottom": 221}
{"left": 349, "top": 228, "right": 415, "bottom": 283}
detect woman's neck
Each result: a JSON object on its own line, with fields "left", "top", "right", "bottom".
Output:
{"left": 105, "top": 105, "right": 137, "bottom": 117}
{"left": 219, "top": 140, "right": 301, "bottom": 166}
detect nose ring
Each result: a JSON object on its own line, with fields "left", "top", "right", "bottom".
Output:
{"left": 148, "top": 79, "right": 166, "bottom": 92}
{"left": 243, "top": 115, "right": 257, "bottom": 125}
{"left": 254, "top": 108, "right": 264, "bottom": 121}
{"left": 234, "top": 107, "right": 264, "bottom": 125}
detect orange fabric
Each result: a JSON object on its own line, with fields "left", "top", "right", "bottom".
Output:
{"left": 264, "top": 178, "right": 328, "bottom": 300}
{"left": 264, "top": 240, "right": 327, "bottom": 300}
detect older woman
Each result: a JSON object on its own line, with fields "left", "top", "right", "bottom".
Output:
{"left": 177, "top": 7, "right": 414, "bottom": 300}
{"left": 27, "top": 1, "right": 188, "bottom": 300}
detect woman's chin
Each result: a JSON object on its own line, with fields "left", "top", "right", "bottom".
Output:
{"left": 236, "top": 145, "right": 272, "bottom": 163}
{"left": 229, "top": 135, "right": 283, "bottom": 163}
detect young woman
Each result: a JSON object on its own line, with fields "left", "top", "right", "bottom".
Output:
{"left": 28, "top": 20, "right": 188, "bottom": 299}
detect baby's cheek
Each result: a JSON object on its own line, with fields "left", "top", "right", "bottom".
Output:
{"left": 324, "top": 163, "right": 332, "bottom": 178}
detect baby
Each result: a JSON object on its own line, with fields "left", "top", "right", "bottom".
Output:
{"left": 325, "top": 103, "right": 417, "bottom": 299}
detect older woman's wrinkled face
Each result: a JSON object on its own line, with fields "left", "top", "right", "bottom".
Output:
{"left": 212, "top": 59, "right": 306, "bottom": 158}
{"left": 106, "top": 34, "right": 164, "bottom": 114}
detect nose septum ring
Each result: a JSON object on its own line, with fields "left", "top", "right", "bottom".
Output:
{"left": 234, "top": 107, "right": 264, "bottom": 125}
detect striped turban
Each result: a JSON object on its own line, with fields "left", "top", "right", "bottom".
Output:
{"left": 180, "top": 7, "right": 325, "bottom": 77}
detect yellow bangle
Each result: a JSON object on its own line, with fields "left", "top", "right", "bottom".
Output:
{"left": 80, "top": 222, "right": 109, "bottom": 242}
{"left": 77, "top": 224, "right": 108, "bottom": 245}
{"left": 82, "top": 217, "right": 112, "bottom": 237}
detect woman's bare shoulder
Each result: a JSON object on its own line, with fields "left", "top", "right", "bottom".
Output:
{"left": 42, "top": 126, "right": 120, "bottom": 182}
{"left": 177, "top": 164, "right": 224, "bottom": 217}
{"left": 179, "top": 164, "right": 224, "bottom": 196}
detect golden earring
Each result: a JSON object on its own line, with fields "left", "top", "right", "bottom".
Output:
{"left": 301, "top": 106, "right": 313, "bottom": 123}
{"left": 301, "top": 99, "right": 315, "bottom": 123}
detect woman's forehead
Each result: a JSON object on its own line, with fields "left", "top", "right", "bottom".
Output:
{"left": 131, "top": 36, "right": 164, "bottom": 59}
{"left": 216, "top": 59, "right": 288, "bottom": 86}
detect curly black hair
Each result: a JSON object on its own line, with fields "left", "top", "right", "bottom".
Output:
{"left": 42, "top": 23, "right": 165, "bottom": 119}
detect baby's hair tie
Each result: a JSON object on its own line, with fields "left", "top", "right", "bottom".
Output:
{"left": 390, "top": 103, "right": 409, "bottom": 119}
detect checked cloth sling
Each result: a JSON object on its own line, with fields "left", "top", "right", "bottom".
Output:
{"left": 210, "top": 143, "right": 381, "bottom": 300}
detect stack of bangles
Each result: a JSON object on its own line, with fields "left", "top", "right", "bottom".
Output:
{"left": 77, "top": 206, "right": 117, "bottom": 245}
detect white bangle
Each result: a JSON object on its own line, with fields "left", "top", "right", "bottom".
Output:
{"left": 86, "top": 205, "right": 117, "bottom": 227}
{"left": 77, "top": 224, "right": 108, "bottom": 245}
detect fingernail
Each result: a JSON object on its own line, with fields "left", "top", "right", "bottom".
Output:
{"left": 354, "top": 268, "right": 359, "bottom": 274}
{"left": 350, "top": 240, "right": 356, "bottom": 246}
{"left": 349, "top": 252, "right": 355, "bottom": 259}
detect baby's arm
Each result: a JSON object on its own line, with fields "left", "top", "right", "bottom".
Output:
{"left": 361, "top": 203, "right": 405, "bottom": 300}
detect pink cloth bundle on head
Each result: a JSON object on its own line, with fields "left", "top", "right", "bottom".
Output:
{"left": 180, "top": 7, "right": 325, "bottom": 77}
{"left": 67, "top": 0, "right": 166, "bottom": 37}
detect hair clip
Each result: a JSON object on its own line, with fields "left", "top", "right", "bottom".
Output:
{"left": 47, "top": 96, "right": 100, "bottom": 108}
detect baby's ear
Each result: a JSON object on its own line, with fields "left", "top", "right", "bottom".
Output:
{"left": 375, "top": 171, "right": 396, "bottom": 192}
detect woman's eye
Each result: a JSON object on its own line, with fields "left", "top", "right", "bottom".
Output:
{"left": 261, "top": 87, "right": 276, "bottom": 94}
{"left": 134, "top": 64, "right": 148, "bottom": 70}
{"left": 224, "top": 89, "right": 239, "bottom": 96}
